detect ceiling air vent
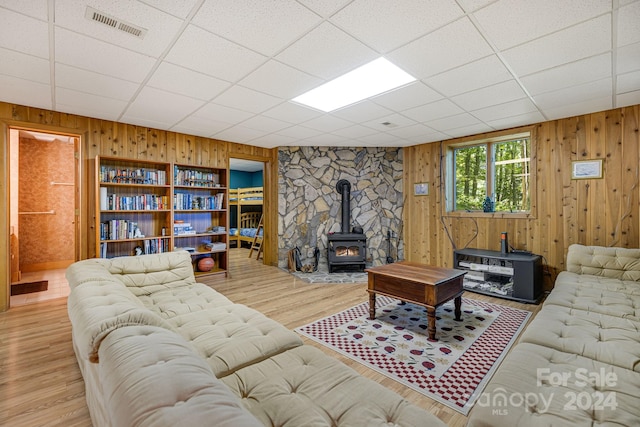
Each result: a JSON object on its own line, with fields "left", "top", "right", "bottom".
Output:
{"left": 85, "top": 7, "right": 147, "bottom": 39}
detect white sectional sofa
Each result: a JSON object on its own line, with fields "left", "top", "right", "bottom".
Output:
{"left": 66, "top": 250, "right": 445, "bottom": 427}
{"left": 466, "top": 244, "right": 640, "bottom": 426}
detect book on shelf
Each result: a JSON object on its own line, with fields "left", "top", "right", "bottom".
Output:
{"left": 100, "top": 166, "right": 167, "bottom": 185}
{"left": 174, "top": 193, "right": 224, "bottom": 210}
{"left": 174, "top": 166, "right": 219, "bottom": 187}
{"left": 104, "top": 194, "right": 169, "bottom": 211}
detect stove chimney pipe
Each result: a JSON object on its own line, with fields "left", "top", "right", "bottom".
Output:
{"left": 336, "top": 179, "right": 351, "bottom": 234}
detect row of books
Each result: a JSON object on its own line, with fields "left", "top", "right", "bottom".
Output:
{"left": 103, "top": 194, "right": 170, "bottom": 211}
{"left": 174, "top": 166, "right": 219, "bottom": 187}
{"left": 98, "top": 239, "right": 170, "bottom": 258}
{"left": 100, "top": 166, "right": 167, "bottom": 185}
{"left": 174, "top": 193, "right": 224, "bottom": 210}
{"left": 100, "top": 220, "right": 145, "bottom": 241}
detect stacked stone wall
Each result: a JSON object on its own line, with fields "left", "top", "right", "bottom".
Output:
{"left": 278, "top": 146, "right": 404, "bottom": 271}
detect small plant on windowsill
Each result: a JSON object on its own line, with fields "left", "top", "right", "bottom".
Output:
{"left": 482, "top": 196, "right": 494, "bottom": 213}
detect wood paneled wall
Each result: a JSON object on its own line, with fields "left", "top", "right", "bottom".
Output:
{"left": 0, "top": 102, "right": 276, "bottom": 311}
{"left": 403, "top": 105, "right": 640, "bottom": 291}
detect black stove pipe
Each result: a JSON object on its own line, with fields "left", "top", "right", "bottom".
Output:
{"left": 336, "top": 179, "right": 351, "bottom": 234}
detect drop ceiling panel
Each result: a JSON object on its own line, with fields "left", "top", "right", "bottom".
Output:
{"left": 617, "top": 90, "right": 640, "bottom": 107}
{"left": 425, "top": 112, "right": 481, "bottom": 132}
{"left": 170, "top": 115, "right": 233, "bottom": 137}
{"left": 192, "top": 102, "right": 253, "bottom": 124}
{"left": 388, "top": 17, "right": 494, "bottom": 79}
{"left": 471, "top": 98, "right": 539, "bottom": 122}
{"left": 211, "top": 86, "right": 281, "bottom": 114}
{"left": 425, "top": 55, "right": 514, "bottom": 97}
{"left": 452, "top": 80, "right": 527, "bottom": 111}
{"left": 617, "top": 42, "right": 640, "bottom": 74}
{"left": 330, "top": 124, "right": 378, "bottom": 139}
{"left": 55, "top": 64, "right": 139, "bottom": 100}
{"left": 213, "top": 125, "right": 266, "bottom": 143}
{"left": 274, "top": 125, "right": 323, "bottom": 140}
{"left": 473, "top": 0, "right": 610, "bottom": 50}
{"left": 371, "top": 82, "right": 443, "bottom": 111}
{"left": 238, "top": 60, "right": 321, "bottom": 99}
{"left": 0, "top": 48, "right": 49, "bottom": 84}
{"left": 300, "top": 114, "right": 352, "bottom": 132}
{"left": 520, "top": 53, "right": 611, "bottom": 96}
{"left": 502, "top": 15, "right": 611, "bottom": 77}
{"left": 617, "top": 70, "right": 640, "bottom": 94}
{"left": 240, "top": 115, "right": 292, "bottom": 134}
{"left": 262, "top": 102, "right": 323, "bottom": 124}
{"left": 543, "top": 96, "right": 612, "bottom": 120}
{"left": 54, "top": 0, "right": 183, "bottom": 57}
{"left": 138, "top": 0, "right": 199, "bottom": 19}
{"left": 249, "top": 133, "right": 298, "bottom": 148}
{"left": 122, "top": 86, "right": 205, "bottom": 125}
{"left": 0, "top": 8, "right": 49, "bottom": 58}
{"left": 445, "top": 122, "right": 495, "bottom": 138}
{"left": 402, "top": 99, "right": 464, "bottom": 123}
{"left": 332, "top": 101, "right": 393, "bottom": 123}
{"left": 534, "top": 78, "right": 612, "bottom": 110}
{"left": 147, "top": 62, "right": 230, "bottom": 101}
{"left": 191, "top": 0, "right": 321, "bottom": 56}
{"left": 55, "top": 28, "right": 156, "bottom": 82}
{"left": 56, "top": 87, "right": 128, "bottom": 120}
{"left": 0, "top": 74, "right": 51, "bottom": 109}
{"left": 485, "top": 111, "right": 546, "bottom": 129}
{"left": 276, "top": 22, "right": 377, "bottom": 80}
{"left": 0, "top": 0, "right": 48, "bottom": 20}
{"left": 297, "top": 0, "right": 352, "bottom": 17}
{"left": 386, "top": 123, "right": 439, "bottom": 141}
{"left": 331, "top": 0, "right": 465, "bottom": 53}
{"left": 617, "top": 1, "right": 640, "bottom": 46}
{"left": 165, "top": 25, "right": 266, "bottom": 82}
{"left": 362, "top": 113, "right": 417, "bottom": 131}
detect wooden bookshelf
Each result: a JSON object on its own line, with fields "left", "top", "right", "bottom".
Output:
{"left": 96, "top": 156, "right": 172, "bottom": 259}
{"left": 173, "top": 163, "right": 229, "bottom": 277}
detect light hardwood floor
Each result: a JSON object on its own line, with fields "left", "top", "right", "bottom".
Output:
{"left": 0, "top": 249, "right": 543, "bottom": 426}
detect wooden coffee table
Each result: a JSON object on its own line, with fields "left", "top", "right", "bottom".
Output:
{"left": 365, "top": 262, "right": 467, "bottom": 341}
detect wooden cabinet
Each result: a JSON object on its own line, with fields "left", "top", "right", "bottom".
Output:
{"left": 95, "top": 157, "right": 229, "bottom": 277}
{"left": 173, "top": 164, "right": 228, "bottom": 277}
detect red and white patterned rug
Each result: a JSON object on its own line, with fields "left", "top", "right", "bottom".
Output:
{"left": 295, "top": 296, "right": 532, "bottom": 415}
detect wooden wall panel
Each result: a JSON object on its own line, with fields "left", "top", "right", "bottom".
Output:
{"left": 404, "top": 105, "right": 640, "bottom": 291}
{"left": 0, "top": 102, "right": 277, "bottom": 311}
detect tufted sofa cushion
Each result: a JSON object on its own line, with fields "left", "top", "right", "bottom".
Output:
{"left": 167, "top": 304, "right": 303, "bottom": 377}
{"left": 99, "top": 325, "right": 263, "bottom": 427}
{"left": 466, "top": 343, "right": 640, "bottom": 427}
{"left": 518, "top": 305, "right": 640, "bottom": 372}
{"left": 67, "top": 278, "right": 173, "bottom": 363}
{"left": 566, "top": 244, "right": 640, "bottom": 281}
{"left": 221, "top": 345, "right": 444, "bottom": 427}
{"left": 544, "top": 274, "right": 640, "bottom": 321}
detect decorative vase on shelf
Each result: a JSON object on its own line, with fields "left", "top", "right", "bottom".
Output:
{"left": 482, "top": 196, "right": 494, "bottom": 212}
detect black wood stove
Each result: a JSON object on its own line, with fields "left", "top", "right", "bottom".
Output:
{"left": 327, "top": 179, "right": 367, "bottom": 273}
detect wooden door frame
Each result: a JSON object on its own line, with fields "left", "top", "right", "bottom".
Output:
{"left": 1, "top": 122, "right": 83, "bottom": 311}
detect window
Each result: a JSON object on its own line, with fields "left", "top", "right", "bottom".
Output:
{"left": 447, "top": 132, "right": 531, "bottom": 213}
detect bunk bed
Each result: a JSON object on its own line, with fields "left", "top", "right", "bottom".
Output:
{"left": 229, "top": 187, "right": 263, "bottom": 247}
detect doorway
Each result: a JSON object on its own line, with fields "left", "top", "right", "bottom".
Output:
{"left": 229, "top": 158, "right": 265, "bottom": 264}
{"left": 9, "top": 127, "right": 80, "bottom": 306}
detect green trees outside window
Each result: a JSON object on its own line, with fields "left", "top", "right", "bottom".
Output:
{"left": 453, "top": 136, "right": 530, "bottom": 213}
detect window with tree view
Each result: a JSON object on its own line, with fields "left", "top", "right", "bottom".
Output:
{"left": 451, "top": 134, "right": 531, "bottom": 213}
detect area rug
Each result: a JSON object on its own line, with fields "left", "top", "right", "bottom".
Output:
{"left": 295, "top": 296, "right": 531, "bottom": 415}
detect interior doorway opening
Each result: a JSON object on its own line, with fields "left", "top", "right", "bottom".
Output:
{"left": 229, "top": 158, "right": 265, "bottom": 265}
{"left": 9, "top": 127, "right": 80, "bottom": 306}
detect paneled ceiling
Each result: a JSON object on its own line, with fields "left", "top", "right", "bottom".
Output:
{"left": 1, "top": 0, "right": 639, "bottom": 148}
